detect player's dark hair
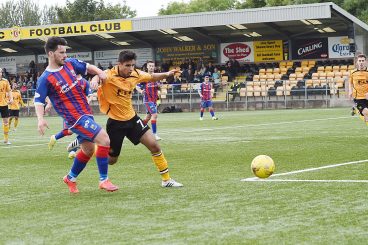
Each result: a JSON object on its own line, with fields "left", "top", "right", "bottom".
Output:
{"left": 44, "top": 37, "right": 68, "bottom": 54}
{"left": 357, "top": 54, "right": 366, "bottom": 60}
{"left": 118, "top": 50, "right": 137, "bottom": 63}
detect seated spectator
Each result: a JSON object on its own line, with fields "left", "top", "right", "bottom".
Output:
{"left": 207, "top": 62, "right": 215, "bottom": 75}
{"left": 229, "top": 81, "right": 240, "bottom": 101}
{"left": 20, "top": 83, "right": 28, "bottom": 94}
{"left": 193, "top": 70, "right": 201, "bottom": 83}
{"left": 199, "top": 64, "right": 207, "bottom": 78}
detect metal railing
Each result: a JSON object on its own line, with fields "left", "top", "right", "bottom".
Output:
{"left": 21, "top": 80, "right": 350, "bottom": 115}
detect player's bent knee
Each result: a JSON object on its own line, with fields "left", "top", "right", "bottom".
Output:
{"left": 149, "top": 144, "right": 161, "bottom": 154}
{"left": 108, "top": 157, "right": 118, "bottom": 165}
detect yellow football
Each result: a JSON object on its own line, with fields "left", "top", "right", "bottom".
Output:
{"left": 251, "top": 155, "right": 275, "bottom": 178}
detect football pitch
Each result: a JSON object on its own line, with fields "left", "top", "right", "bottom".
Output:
{"left": 1, "top": 108, "right": 368, "bottom": 244}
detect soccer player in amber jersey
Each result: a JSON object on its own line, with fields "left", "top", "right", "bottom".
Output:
{"left": 198, "top": 75, "right": 218, "bottom": 121}
{"left": 0, "top": 67, "right": 13, "bottom": 144}
{"left": 91, "top": 50, "right": 183, "bottom": 187}
{"left": 34, "top": 36, "right": 118, "bottom": 193}
{"left": 48, "top": 74, "right": 93, "bottom": 152}
{"left": 8, "top": 83, "right": 25, "bottom": 131}
{"left": 349, "top": 54, "right": 368, "bottom": 123}
{"left": 136, "top": 61, "right": 162, "bottom": 141}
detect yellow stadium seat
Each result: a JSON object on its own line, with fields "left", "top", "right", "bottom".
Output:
{"left": 334, "top": 72, "right": 342, "bottom": 78}
{"left": 348, "top": 65, "right": 355, "bottom": 70}
{"left": 289, "top": 73, "right": 297, "bottom": 81}
{"left": 326, "top": 72, "right": 335, "bottom": 79}
{"left": 319, "top": 72, "right": 327, "bottom": 79}
{"left": 332, "top": 66, "right": 340, "bottom": 72}
{"left": 280, "top": 67, "right": 287, "bottom": 75}
{"left": 312, "top": 79, "right": 320, "bottom": 86}
{"left": 253, "top": 86, "right": 262, "bottom": 96}
{"left": 266, "top": 74, "right": 275, "bottom": 81}
{"left": 246, "top": 86, "right": 254, "bottom": 96}
{"left": 295, "top": 67, "right": 302, "bottom": 73}
{"left": 239, "top": 88, "right": 247, "bottom": 97}
{"left": 260, "top": 75, "right": 267, "bottom": 81}
{"left": 296, "top": 73, "right": 304, "bottom": 80}
{"left": 340, "top": 65, "right": 348, "bottom": 72}
{"left": 325, "top": 66, "right": 332, "bottom": 72}
{"left": 276, "top": 86, "right": 284, "bottom": 96}
{"left": 308, "top": 60, "right": 316, "bottom": 67}
{"left": 317, "top": 66, "right": 324, "bottom": 72}
{"left": 274, "top": 74, "right": 282, "bottom": 80}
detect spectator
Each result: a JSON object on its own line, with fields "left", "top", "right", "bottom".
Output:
{"left": 207, "top": 62, "right": 215, "bottom": 75}
{"left": 108, "top": 62, "right": 113, "bottom": 69}
{"left": 193, "top": 70, "right": 201, "bottom": 83}
{"left": 29, "top": 60, "right": 36, "bottom": 76}
{"left": 212, "top": 68, "right": 221, "bottom": 93}
{"left": 97, "top": 63, "right": 103, "bottom": 70}
{"left": 2, "top": 68, "right": 9, "bottom": 79}
{"left": 199, "top": 64, "right": 207, "bottom": 78}
{"left": 229, "top": 81, "right": 240, "bottom": 101}
{"left": 225, "top": 62, "right": 236, "bottom": 82}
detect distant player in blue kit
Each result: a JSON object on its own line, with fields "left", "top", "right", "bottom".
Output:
{"left": 34, "top": 36, "right": 118, "bottom": 193}
{"left": 198, "top": 75, "right": 218, "bottom": 120}
{"left": 136, "top": 61, "right": 162, "bottom": 141}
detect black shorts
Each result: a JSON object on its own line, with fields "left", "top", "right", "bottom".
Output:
{"left": 0, "top": 106, "right": 9, "bottom": 118}
{"left": 9, "top": 109, "right": 19, "bottom": 117}
{"left": 354, "top": 99, "right": 368, "bottom": 116}
{"left": 106, "top": 114, "right": 150, "bottom": 157}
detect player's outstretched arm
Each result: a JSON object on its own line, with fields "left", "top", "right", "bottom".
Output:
{"left": 35, "top": 104, "right": 49, "bottom": 135}
{"left": 151, "top": 69, "right": 181, "bottom": 81}
{"left": 87, "top": 65, "right": 106, "bottom": 80}
{"left": 90, "top": 75, "right": 101, "bottom": 90}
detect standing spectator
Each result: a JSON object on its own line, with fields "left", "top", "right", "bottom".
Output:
{"left": 212, "top": 67, "right": 221, "bottom": 93}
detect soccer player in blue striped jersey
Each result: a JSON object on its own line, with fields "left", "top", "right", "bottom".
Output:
{"left": 198, "top": 75, "right": 218, "bottom": 120}
{"left": 136, "top": 61, "right": 162, "bottom": 140}
{"left": 34, "top": 36, "right": 118, "bottom": 193}
{"left": 48, "top": 74, "right": 93, "bottom": 151}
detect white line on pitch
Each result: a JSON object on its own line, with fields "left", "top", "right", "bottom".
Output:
{"left": 242, "top": 179, "right": 368, "bottom": 183}
{"left": 241, "top": 159, "right": 368, "bottom": 181}
{"left": 167, "top": 116, "right": 351, "bottom": 134}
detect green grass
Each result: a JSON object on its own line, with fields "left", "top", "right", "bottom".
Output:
{"left": 1, "top": 108, "right": 368, "bottom": 244}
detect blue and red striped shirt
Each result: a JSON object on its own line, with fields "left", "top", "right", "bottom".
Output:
{"left": 139, "top": 81, "right": 160, "bottom": 103}
{"left": 200, "top": 82, "right": 212, "bottom": 101}
{"left": 34, "top": 58, "right": 92, "bottom": 127}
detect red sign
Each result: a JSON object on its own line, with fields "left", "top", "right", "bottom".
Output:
{"left": 223, "top": 43, "right": 251, "bottom": 59}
